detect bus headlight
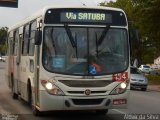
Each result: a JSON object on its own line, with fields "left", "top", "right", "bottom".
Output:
{"left": 41, "top": 80, "right": 64, "bottom": 96}
{"left": 120, "top": 82, "right": 127, "bottom": 89}
{"left": 109, "top": 80, "right": 129, "bottom": 95}
{"left": 45, "top": 82, "right": 53, "bottom": 90}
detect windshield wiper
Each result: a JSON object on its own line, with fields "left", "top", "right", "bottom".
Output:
{"left": 64, "top": 24, "right": 78, "bottom": 58}
{"left": 64, "top": 24, "right": 76, "bottom": 48}
{"left": 95, "top": 32, "right": 99, "bottom": 57}
{"left": 50, "top": 28, "right": 57, "bottom": 54}
{"left": 97, "top": 25, "right": 110, "bottom": 45}
{"left": 95, "top": 25, "right": 110, "bottom": 56}
{"left": 75, "top": 33, "right": 78, "bottom": 58}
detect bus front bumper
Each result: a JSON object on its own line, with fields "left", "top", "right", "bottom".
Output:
{"left": 38, "top": 90, "right": 129, "bottom": 112}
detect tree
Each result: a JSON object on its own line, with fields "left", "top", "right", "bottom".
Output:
{"left": 100, "top": 0, "right": 160, "bottom": 64}
{"left": 0, "top": 27, "right": 8, "bottom": 44}
{"left": 0, "top": 27, "right": 8, "bottom": 55}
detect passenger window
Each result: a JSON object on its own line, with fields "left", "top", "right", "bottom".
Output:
{"left": 22, "top": 24, "right": 30, "bottom": 55}
{"left": 29, "top": 21, "right": 37, "bottom": 56}
{"left": 14, "top": 30, "right": 19, "bottom": 55}
{"left": 8, "top": 32, "right": 14, "bottom": 55}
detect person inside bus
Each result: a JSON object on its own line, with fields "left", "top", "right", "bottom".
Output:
{"left": 88, "top": 55, "right": 102, "bottom": 74}
{"left": 94, "top": 34, "right": 122, "bottom": 73}
{"left": 98, "top": 35, "right": 115, "bottom": 55}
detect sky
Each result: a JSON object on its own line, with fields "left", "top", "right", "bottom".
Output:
{"left": 0, "top": 0, "right": 115, "bottom": 27}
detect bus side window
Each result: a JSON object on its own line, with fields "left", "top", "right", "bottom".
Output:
{"left": 8, "top": 32, "right": 14, "bottom": 55}
{"left": 29, "top": 21, "right": 37, "bottom": 56}
{"left": 14, "top": 30, "right": 19, "bottom": 56}
{"left": 22, "top": 24, "right": 29, "bottom": 55}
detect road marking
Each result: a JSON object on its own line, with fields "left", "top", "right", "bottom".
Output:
{"left": 111, "top": 109, "right": 126, "bottom": 114}
{"left": 0, "top": 106, "right": 11, "bottom": 114}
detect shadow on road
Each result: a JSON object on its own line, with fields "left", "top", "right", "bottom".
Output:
{"left": 21, "top": 111, "right": 109, "bottom": 120}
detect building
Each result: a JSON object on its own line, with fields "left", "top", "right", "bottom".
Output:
{"left": 154, "top": 56, "right": 160, "bottom": 65}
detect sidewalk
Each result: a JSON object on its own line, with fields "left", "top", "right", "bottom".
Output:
{"left": 147, "top": 85, "right": 160, "bottom": 92}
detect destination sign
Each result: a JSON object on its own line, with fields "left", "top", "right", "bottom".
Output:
{"left": 60, "top": 12, "right": 112, "bottom": 23}
{"left": 44, "top": 8, "right": 127, "bottom": 26}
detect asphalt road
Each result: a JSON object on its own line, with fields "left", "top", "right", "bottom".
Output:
{"left": 0, "top": 62, "right": 160, "bottom": 120}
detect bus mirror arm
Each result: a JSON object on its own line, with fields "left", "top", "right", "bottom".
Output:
{"left": 35, "top": 30, "right": 42, "bottom": 45}
{"left": 16, "top": 57, "right": 20, "bottom": 65}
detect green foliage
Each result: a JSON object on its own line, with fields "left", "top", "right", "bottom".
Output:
{"left": 0, "top": 27, "right": 8, "bottom": 44}
{"left": 146, "top": 74, "right": 160, "bottom": 85}
{"left": 0, "top": 27, "right": 8, "bottom": 55}
{"left": 100, "top": 0, "right": 160, "bottom": 64}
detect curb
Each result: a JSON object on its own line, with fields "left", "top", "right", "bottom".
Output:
{"left": 147, "top": 85, "right": 160, "bottom": 92}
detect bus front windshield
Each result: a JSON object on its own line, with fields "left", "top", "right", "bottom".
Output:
{"left": 42, "top": 26, "right": 128, "bottom": 75}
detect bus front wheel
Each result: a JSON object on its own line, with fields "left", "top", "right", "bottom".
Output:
{"left": 32, "top": 105, "right": 42, "bottom": 116}
{"left": 11, "top": 75, "right": 18, "bottom": 99}
{"left": 27, "top": 81, "right": 42, "bottom": 116}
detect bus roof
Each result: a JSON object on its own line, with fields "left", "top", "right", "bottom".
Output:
{"left": 8, "top": 5, "right": 126, "bottom": 31}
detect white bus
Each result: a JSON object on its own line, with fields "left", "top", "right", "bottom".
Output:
{"left": 6, "top": 6, "right": 130, "bottom": 115}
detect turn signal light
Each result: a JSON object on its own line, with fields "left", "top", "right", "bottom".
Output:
{"left": 113, "top": 99, "right": 127, "bottom": 105}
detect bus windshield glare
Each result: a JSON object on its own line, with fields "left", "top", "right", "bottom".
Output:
{"left": 42, "top": 27, "right": 128, "bottom": 75}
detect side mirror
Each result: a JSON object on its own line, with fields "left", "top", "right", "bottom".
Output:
{"left": 35, "top": 30, "right": 42, "bottom": 45}
{"left": 129, "top": 29, "right": 140, "bottom": 66}
{"left": 129, "top": 29, "right": 140, "bottom": 55}
{"left": 129, "top": 29, "right": 140, "bottom": 46}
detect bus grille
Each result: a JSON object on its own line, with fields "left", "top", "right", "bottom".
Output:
{"left": 67, "top": 91, "right": 106, "bottom": 94}
{"left": 59, "top": 80, "right": 112, "bottom": 87}
{"left": 72, "top": 98, "right": 104, "bottom": 105}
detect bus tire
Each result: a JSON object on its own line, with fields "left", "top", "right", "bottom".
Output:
{"left": 95, "top": 109, "right": 108, "bottom": 116}
{"left": 32, "top": 105, "right": 42, "bottom": 116}
{"left": 27, "top": 80, "right": 32, "bottom": 106}
{"left": 27, "top": 80, "right": 42, "bottom": 116}
{"left": 11, "top": 74, "right": 18, "bottom": 99}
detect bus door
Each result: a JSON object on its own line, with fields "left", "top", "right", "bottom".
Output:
{"left": 16, "top": 34, "right": 22, "bottom": 94}
{"left": 11, "top": 30, "right": 21, "bottom": 95}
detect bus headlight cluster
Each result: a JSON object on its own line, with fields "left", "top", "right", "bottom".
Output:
{"left": 41, "top": 80, "right": 64, "bottom": 95}
{"left": 109, "top": 80, "right": 129, "bottom": 95}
